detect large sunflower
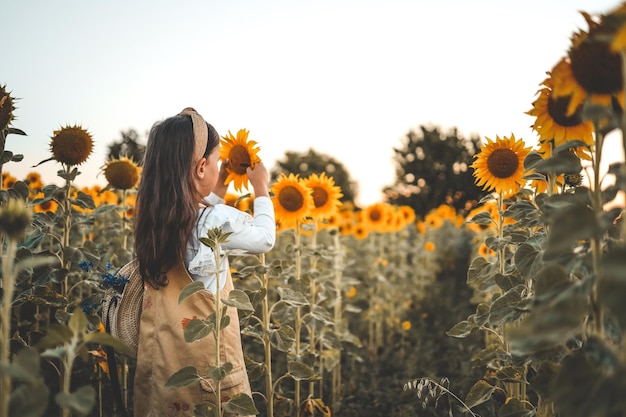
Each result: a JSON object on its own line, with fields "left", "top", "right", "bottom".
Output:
{"left": 103, "top": 157, "right": 140, "bottom": 190}
{"left": 553, "top": 17, "right": 624, "bottom": 116}
{"left": 0, "top": 84, "right": 16, "bottom": 132}
{"left": 303, "top": 173, "right": 343, "bottom": 221}
{"left": 527, "top": 72, "right": 594, "bottom": 160}
{"left": 471, "top": 134, "right": 531, "bottom": 197}
{"left": 271, "top": 173, "right": 313, "bottom": 229}
{"left": 50, "top": 125, "right": 94, "bottom": 166}
{"left": 220, "top": 129, "right": 261, "bottom": 192}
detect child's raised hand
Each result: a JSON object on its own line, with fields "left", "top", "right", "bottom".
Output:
{"left": 247, "top": 162, "right": 269, "bottom": 197}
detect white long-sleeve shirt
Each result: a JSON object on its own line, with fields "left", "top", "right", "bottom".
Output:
{"left": 184, "top": 193, "right": 276, "bottom": 293}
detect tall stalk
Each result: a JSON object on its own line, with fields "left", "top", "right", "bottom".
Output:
{"left": 62, "top": 165, "right": 73, "bottom": 299}
{"left": 0, "top": 237, "right": 17, "bottom": 417}
{"left": 307, "top": 222, "right": 319, "bottom": 399}
{"left": 213, "top": 239, "right": 224, "bottom": 417}
{"left": 331, "top": 231, "right": 343, "bottom": 409}
{"left": 259, "top": 253, "right": 274, "bottom": 417}
{"left": 293, "top": 221, "right": 302, "bottom": 410}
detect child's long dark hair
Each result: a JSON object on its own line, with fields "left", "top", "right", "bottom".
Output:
{"left": 134, "top": 114, "right": 219, "bottom": 288}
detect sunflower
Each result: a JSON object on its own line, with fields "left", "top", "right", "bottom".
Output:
{"left": 220, "top": 129, "right": 261, "bottom": 192}
{"left": 303, "top": 173, "right": 343, "bottom": 221}
{"left": 0, "top": 198, "right": 32, "bottom": 240}
{"left": 2, "top": 172, "right": 17, "bottom": 190}
{"left": 31, "top": 191, "right": 59, "bottom": 214}
{"left": 552, "top": 17, "right": 624, "bottom": 116}
{"left": 606, "top": 3, "right": 626, "bottom": 52}
{"left": 271, "top": 173, "right": 314, "bottom": 229}
{"left": 353, "top": 219, "right": 370, "bottom": 240}
{"left": 50, "top": 125, "right": 94, "bottom": 166}
{"left": 103, "top": 157, "right": 140, "bottom": 190}
{"left": 471, "top": 134, "right": 531, "bottom": 197}
{"left": 24, "top": 171, "right": 44, "bottom": 194}
{"left": 570, "top": 14, "right": 622, "bottom": 99}
{"left": 527, "top": 71, "right": 594, "bottom": 160}
{"left": 398, "top": 205, "right": 416, "bottom": 226}
{"left": 0, "top": 85, "right": 16, "bottom": 132}
{"left": 362, "top": 203, "right": 392, "bottom": 232}
{"left": 424, "top": 241, "right": 436, "bottom": 252}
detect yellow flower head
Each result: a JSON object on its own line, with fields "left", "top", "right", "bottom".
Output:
{"left": 50, "top": 125, "right": 94, "bottom": 166}
{"left": 303, "top": 173, "right": 343, "bottom": 221}
{"left": 0, "top": 84, "right": 16, "bottom": 131}
{"left": 31, "top": 191, "right": 59, "bottom": 214}
{"left": 103, "top": 157, "right": 140, "bottom": 190}
{"left": 424, "top": 241, "right": 436, "bottom": 252}
{"left": 271, "top": 173, "right": 314, "bottom": 229}
{"left": 2, "top": 172, "right": 17, "bottom": 190}
{"left": 0, "top": 198, "right": 32, "bottom": 240}
{"left": 363, "top": 203, "right": 392, "bottom": 232}
{"left": 527, "top": 71, "right": 594, "bottom": 160}
{"left": 220, "top": 129, "right": 261, "bottom": 192}
{"left": 471, "top": 134, "right": 531, "bottom": 197}
{"left": 569, "top": 12, "right": 622, "bottom": 99}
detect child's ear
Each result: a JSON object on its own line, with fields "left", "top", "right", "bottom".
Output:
{"left": 195, "top": 158, "right": 207, "bottom": 179}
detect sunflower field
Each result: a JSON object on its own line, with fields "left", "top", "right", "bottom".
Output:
{"left": 3, "top": 3, "right": 626, "bottom": 417}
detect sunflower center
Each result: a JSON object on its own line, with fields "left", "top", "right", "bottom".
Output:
{"left": 370, "top": 210, "right": 382, "bottom": 222}
{"left": 278, "top": 185, "right": 305, "bottom": 212}
{"left": 547, "top": 95, "right": 583, "bottom": 127}
{"left": 570, "top": 39, "right": 622, "bottom": 94}
{"left": 311, "top": 187, "right": 329, "bottom": 208}
{"left": 486, "top": 148, "right": 519, "bottom": 179}
{"left": 229, "top": 145, "right": 252, "bottom": 175}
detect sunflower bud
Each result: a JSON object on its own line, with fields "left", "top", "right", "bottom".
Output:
{"left": 50, "top": 125, "right": 94, "bottom": 166}
{"left": 0, "top": 84, "right": 16, "bottom": 132}
{"left": 0, "top": 198, "right": 32, "bottom": 241}
{"left": 104, "top": 157, "right": 140, "bottom": 190}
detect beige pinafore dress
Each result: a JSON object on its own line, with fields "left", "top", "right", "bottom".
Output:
{"left": 133, "top": 261, "right": 253, "bottom": 417}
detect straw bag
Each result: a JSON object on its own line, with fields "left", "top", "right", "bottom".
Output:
{"left": 102, "top": 258, "right": 143, "bottom": 359}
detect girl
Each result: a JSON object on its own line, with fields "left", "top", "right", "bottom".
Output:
{"left": 133, "top": 108, "right": 275, "bottom": 416}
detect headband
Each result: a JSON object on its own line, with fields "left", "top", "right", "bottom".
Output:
{"left": 178, "top": 107, "right": 208, "bottom": 163}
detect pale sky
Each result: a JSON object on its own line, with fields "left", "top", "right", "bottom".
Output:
{"left": 4, "top": 0, "right": 623, "bottom": 206}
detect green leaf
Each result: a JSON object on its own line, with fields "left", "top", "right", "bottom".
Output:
{"left": 468, "top": 211, "right": 493, "bottom": 225}
{"left": 464, "top": 380, "right": 496, "bottom": 409}
{"left": 184, "top": 318, "right": 214, "bottom": 343}
{"left": 496, "top": 366, "right": 526, "bottom": 383}
{"left": 488, "top": 286, "right": 523, "bottom": 326}
{"left": 277, "top": 287, "right": 309, "bottom": 307}
{"left": 508, "top": 293, "right": 587, "bottom": 355}
{"left": 270, "top": 326, "right": 296, "bottom": 352}
{"left": 68, "top": 309, "right": 88, "bottom": 336}
{"left": 179, "top": 281, "right": 206, "bottom": 304}
{"left": 0, "top": 348, "right": 41, "bottom": 384}
{"left": 534, "top": 150, "right": 582, "bottom": 175}
{"left": 222, "top": 289, "right": 255, "bottom": 311}
{"left": 288, "top": 360, "right": 320, "bottom": 381}
{"left": 9, "top": 382, "right": 49, "bottom": 417}
{"left": 55, "top": 385, "right": 96, "bottom": 417}
{"left": 223, "top": 393, "right": 260, "bottom": 416}
{"left": 545, "top": 204, "right": 597, "bottom": 256}
{"left": 83, "top": 332, "right": 134, "bottom": 355}
{"left": 206, "top": 362, "right": 233, "bottom": 381}
{"left": 165, "top": 366, "right": 201, "bottom": 388}
{"left": 467, "top": 256, "right": 497, "bottom": 292}
{"left": 498, "top": 397, "right": 534, "bottom": 417}
{"left": 38, "top": 325, "right": 73, "bottom": 349}
{"left": 446, "top": 320, "right": 475, "bottom": 338}
{"left": 514, "top": 242, "right": 542, "bottom": 279}
{"left": 534, "top": 264, "right": 570, "bottom": 301}
{"left": 495, "top": 273, "right": 524, "bottom": 292}
{"left": 1, "top": 150, "right": 13, "bottom": 163}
